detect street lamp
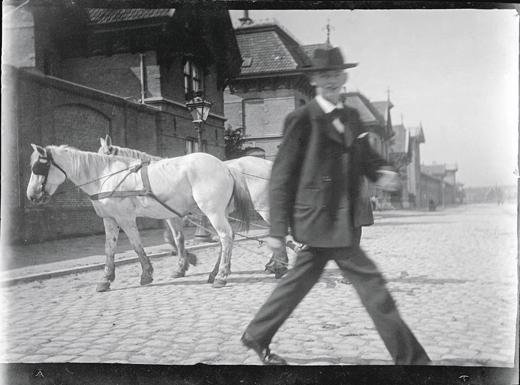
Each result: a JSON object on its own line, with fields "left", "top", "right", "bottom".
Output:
{"left": 186, "top": 95, "right": 212, "bottom": 149}
{"left": 186, "top": 94, "right": 213, "bottom": 242}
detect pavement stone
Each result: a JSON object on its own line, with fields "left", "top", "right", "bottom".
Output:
{"left": 1, "top": 204, "right": 517, "bottom": 367}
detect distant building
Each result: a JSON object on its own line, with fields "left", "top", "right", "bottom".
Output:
{"left": 421, "top": 163, "right": 459, "bottom": 206}
{"left": 343, "top": 92, "right": 395, "bottom": 206}
{"left": 389, "top": 123, "right": 412, "bottom": 207}
{"left": 465, "top": 185, "right": 515, "bottom": 204}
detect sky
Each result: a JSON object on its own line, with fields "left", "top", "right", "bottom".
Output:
{"left": 230, "top": 9, "right": 519, "bottom": 188}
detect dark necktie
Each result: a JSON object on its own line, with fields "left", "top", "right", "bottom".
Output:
{"left": 326, "top": 108, "right": 342, "bottom": 120}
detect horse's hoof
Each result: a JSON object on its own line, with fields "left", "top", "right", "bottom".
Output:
{"left": 274, "top": 267, "right": 288, "bottom": 279}
{"left": 171, "top": 250, "right": 178, "bottom": 256}
{"left": 212, "top": 279, "right": 227, "bottom": 288}
{"left": 188, "top": 253, "right": 197, "bottom": 266}
{"left": 207, "top": 274, "right": 216, "bottom": 284}
{"left": 96, "top": 282, "right": 111, "bottom": 292}
{"left": 172, "top": 270, "right": 185, "bottom": 278}
{"left": 140, "top": 276, "right": 153, "bottom": 285}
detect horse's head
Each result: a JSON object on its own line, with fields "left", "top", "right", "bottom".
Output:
{"left": 98, "top": 135, "right": 117, "bottom": 156}
{"left": 26, "top": 144, "right": 67, "bottom": 205}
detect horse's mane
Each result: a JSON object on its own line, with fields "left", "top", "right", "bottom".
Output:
{"left": 113, "top": 145, "right": 161, "bottom": 162}
{"left": 48, "top": 145, "right": 135, "bottom": 177}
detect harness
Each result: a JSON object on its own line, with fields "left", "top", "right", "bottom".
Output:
{"left": 32, "top": 148, "right": 184, "bottom": 218}
{"left": 89, "top": 161, "right": 184, "bottom": 218}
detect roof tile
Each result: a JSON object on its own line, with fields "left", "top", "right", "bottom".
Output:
{"left": 88, "top": 9, "right": 174, "bottom": 24}
{"left": 237, "top": 30, "right": 299, "bottom": 73}
{"left": 236, "top": 23, "right": 312, "bottom": 74}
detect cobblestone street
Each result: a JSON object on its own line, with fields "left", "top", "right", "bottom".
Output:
{"left": 1, "top": 204, "right": 517, "bottom": 366}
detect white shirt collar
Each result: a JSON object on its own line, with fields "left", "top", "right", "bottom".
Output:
{"left": 315, "top": 95, "right": 344, "bottom": 114}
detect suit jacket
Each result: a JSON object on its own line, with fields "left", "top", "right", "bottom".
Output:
{"left": 269, "top": 99, "right": 388, "bottom": 247}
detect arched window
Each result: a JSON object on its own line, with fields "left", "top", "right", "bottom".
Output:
{"left": 184, "top": 59, "right": 204, "bottom": 100}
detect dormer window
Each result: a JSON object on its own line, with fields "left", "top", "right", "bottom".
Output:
{"left": 184, "top": 59, "right": 204, "bottom": 100}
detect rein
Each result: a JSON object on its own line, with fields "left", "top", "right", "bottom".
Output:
{"left": 32, "top": 147, "right": 152, "bottom": 198}
{"left": 238, "top": 171, "right": 270, "bottom": 181}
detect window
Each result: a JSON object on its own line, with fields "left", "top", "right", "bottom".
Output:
{"left": 184, "top": 60, "right": 204, "bottom": 100}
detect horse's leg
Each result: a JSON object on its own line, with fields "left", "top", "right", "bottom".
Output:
{"left": 162, "top": 219, "right": 178, "bottom": 256}
{"left": 204, "top": 211, "right": 233, "bottom": 288}
{"left": 165, "top": 217, "right": 197, "bottom": 278}
{"left": 118, "top": 220, "right": 154, "bottom": 286}
{"left": 96, "top": 217, "right": 120, "bottom": 292}
{"left": 207, "top": 246, "right": 222, "bottom": 284}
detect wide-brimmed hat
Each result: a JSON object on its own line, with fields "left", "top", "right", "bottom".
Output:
{"left": 302, "top": 47, "right": 358, "bottom": 72}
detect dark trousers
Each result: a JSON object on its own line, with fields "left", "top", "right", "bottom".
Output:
{"left": 244, "top": 245, "right": 431, "bottom": 365}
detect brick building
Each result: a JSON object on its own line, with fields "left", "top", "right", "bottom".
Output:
{"left": 224, "top": 20, "right": 315, "bottom": 160}
{"left": 223, "top": 17, "right": 396, "bottom": 165}
{"left": 2, "top": 3, "right": 241, "bottom": 244}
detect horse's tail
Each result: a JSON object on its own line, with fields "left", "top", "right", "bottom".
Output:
{"left": 227, "top": 166, "right": 255, "bottom": 233}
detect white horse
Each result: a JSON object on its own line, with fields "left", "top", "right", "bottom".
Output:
{"left": 26, "top": 144, "right": 254, "bottom": 290}
{"left": 98, "top": 136, "right": 289, "bottom": 278}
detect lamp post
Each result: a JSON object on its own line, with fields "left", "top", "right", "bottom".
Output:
{"left": 186, "top": 95, "right": 213, "bottom": 242}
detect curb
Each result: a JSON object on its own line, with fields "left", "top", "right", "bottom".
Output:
{"left": 1, "top": 235, "right": 268, "bottom": 287}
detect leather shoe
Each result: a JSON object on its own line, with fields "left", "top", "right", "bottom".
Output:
{"left": 241, "top": 333, "right": 287, "bottom": 365}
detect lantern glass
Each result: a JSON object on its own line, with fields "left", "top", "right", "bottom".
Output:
{"left": 186, "top": 96, "right": 212, "bottom": 123}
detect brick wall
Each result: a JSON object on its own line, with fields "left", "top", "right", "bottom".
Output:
{"left": 61, "top": 51, "right": 161, "bottom": 101}
{"left": 4, "top": 67, "right": 226, "bottom": 244}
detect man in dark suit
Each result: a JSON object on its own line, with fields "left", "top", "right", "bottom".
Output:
{"left": 241, "top": 47, "right": 431, "bottom": 365}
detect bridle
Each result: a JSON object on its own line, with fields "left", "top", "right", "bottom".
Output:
{"left": 31, "top": 148, "right": 68, "bottom": 193}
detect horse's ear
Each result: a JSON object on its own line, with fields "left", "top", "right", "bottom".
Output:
{"left": 31, "top": 144, "right": 46, "bottom": 156}
{"left": 105, "top": 135, "right": 112, "bottom": 147}
{"left": 99, "top": 137, "right": 106, "bottom": 147}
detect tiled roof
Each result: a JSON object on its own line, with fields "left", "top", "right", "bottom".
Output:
{"left": 88, "top": 9, "right": 174, "bottom": 24}
{"left": 390, "top": 124, "right": 408, "bottom": 153}
{"left": 235, "top": 23, "right": 312, "bottom": 74}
